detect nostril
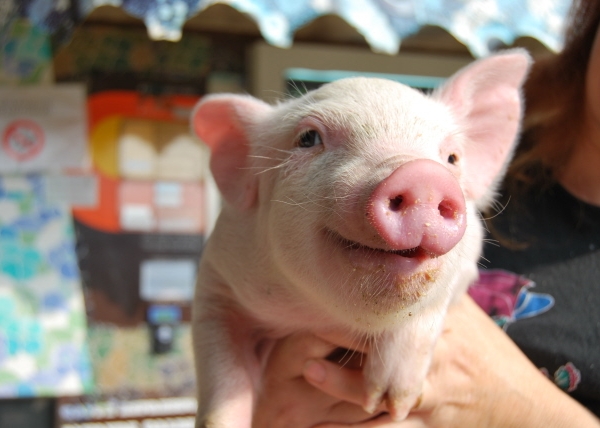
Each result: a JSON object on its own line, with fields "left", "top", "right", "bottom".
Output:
{"left": 389, "top": 195, "right": 403, "bottom": 212}
{"left": 438, "top": 200, "right": 458, "bottom": 219}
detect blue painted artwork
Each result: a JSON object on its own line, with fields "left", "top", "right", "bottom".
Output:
{"left": 0, "top": 176, "right": 93, "bottom": 398}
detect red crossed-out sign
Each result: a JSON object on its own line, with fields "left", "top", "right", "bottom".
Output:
{"left": 2, "top": 119, "right": 45, "bottom": 162}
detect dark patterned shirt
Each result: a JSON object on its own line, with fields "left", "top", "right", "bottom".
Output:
{"left": 477, "top": 183, "right": 600, "bottom": 416}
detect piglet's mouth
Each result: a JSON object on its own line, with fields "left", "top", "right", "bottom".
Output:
{"left": 328, "top": 230, "right": 435, "bottom": 260}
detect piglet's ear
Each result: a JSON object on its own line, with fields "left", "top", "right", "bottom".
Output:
{"left": 191, "top": 94, "right": 271, "bottom": 210}
{"left": 434, "top": 49, "right": 532, "bottom": 207}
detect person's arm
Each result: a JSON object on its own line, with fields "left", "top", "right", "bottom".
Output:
{"left": 254, "top": 295, "right": 600, "bottom": 428}
{"left": 303, "top": 296, "right": 600, "bottom": 428}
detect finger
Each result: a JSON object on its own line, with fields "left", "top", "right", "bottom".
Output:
{"left": 303, "top": 359, "right": 365, "bottom": 405}
{"left": 322, "top": 400, "right": 387, "bottom": 425}
{"left": 265, "top": 333, "right": 338, "bottom": 379}
{"left": 315, "top": 413, "right": 428, "bottom": 428}
{"left": 314, "top": 412, "right": 408, "bottom": 428}
{"left": 255, "top": 374, "right": 376, "bottom": 427}
{"left": 303, "top": 359, "right": 386, "bottom": 414}
{"left": 278, "top": 332, "right": 340, "bottom": 362}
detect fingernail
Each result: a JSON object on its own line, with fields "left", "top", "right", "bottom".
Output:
{"left": 303, "top": 360, "right": 326, "bottom": 384}
{"left": 364, "top": 390, "right": 382, "bottom": 414}
{"left": 363, "top": 401, "right": 376, "bottom": 414}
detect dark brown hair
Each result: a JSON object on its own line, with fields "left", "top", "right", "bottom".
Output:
{"left": 503, "top": 0, "right": 600, "bottom": 197}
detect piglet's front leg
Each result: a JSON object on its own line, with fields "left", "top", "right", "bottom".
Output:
{"left": 363, "top": 312, "right": 446, "bottom": 421}
{"left": 193, "top": 309, "right": 257, "bottom": 428}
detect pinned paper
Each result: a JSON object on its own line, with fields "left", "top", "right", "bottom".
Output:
{"left": 0, "top": 85, "right": 88, "bottom": 173}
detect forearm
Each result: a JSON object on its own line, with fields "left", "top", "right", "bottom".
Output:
{"left": 456, "top": 298, "right": 600, "bottom": 428}
{"left": 496, "top": 368, "right": 600, "bottom": 428}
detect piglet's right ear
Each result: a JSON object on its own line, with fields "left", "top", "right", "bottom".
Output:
{"left": 191, "top": 94, "right": 271, "bottom": 210}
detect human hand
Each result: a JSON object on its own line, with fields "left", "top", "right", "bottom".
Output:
{"left": 301, "top": 295, "right": 600, "bottom": 428}
{"left": 252, "top": 331, "right": 386, "bottom": 428}
{"left": 255, "top": 295, "right": 599, "bottom": 427}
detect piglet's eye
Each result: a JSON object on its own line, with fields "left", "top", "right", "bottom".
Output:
{"left": 297, "top": 130, "right": 322, "bottom": 148}
{"left": 447, "top": 153, "right": 458, "bottom": 165}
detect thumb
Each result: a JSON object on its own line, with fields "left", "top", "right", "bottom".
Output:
{"left": 303, "top": 359, "right": 386, "bottom": 414}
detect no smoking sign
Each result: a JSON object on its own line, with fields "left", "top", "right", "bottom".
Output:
{"left": 2, "top": 119, "right": 45, "bottom": 162}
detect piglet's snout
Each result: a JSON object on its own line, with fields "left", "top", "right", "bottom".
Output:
{"left": 367, "top": 159, "right": 467, "bottom": 256}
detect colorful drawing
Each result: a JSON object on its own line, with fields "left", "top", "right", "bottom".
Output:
{"left": 0, "top": 176, "right": 93, "bottom": 397}
{"left": 469, "top": 269, "right": 555, "bottom": 329}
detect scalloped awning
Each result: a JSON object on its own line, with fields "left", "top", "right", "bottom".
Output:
{"left": 11, "top": 0, "right": 570, "bottom": 58}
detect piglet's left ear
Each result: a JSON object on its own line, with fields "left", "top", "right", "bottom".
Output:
{"left": 434, "top": 49, "right": 532, "bottom": 208}
{"left": 191, "top": 94, "right": 271, "bottom": 210}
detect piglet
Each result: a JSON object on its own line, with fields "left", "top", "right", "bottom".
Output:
{"left": 191, "top": 49, "right": 531, "bottom": 427}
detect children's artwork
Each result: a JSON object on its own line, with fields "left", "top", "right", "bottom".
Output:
{"left": 0, "top": 175, "right": 94, "bottom": 398}
{"left": 53, "top": 90, "right": 217, "bottom": 398}
{"left": 73, "top": 91, "right": 214, "bottom": 329}
{"left": 0, "top": 18, "right": 54, "bottom": 85}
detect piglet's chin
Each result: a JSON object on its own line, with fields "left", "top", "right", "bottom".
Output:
{"left": 339, "top": 265, "right": 443, "bottom": 323}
